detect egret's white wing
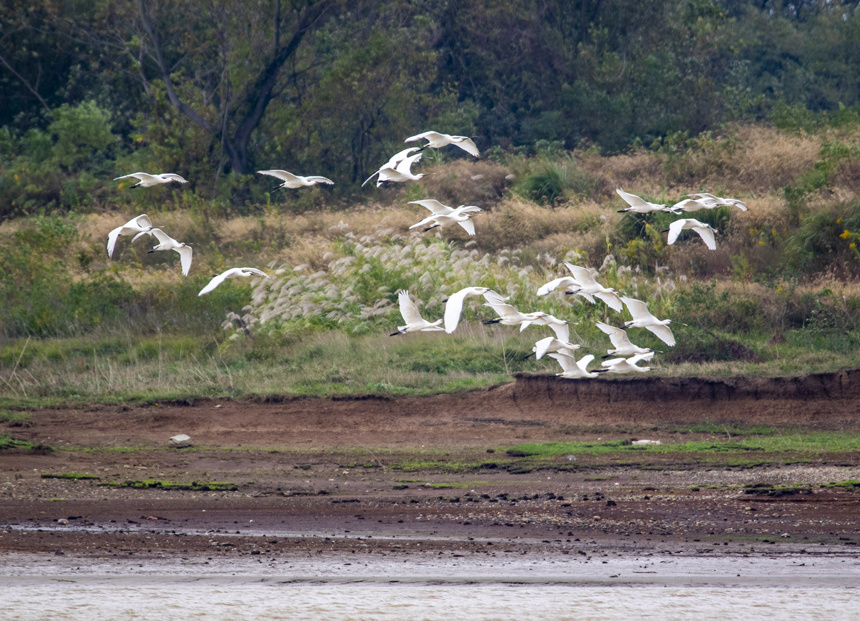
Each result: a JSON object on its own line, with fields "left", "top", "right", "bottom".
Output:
{"left": 576, "top": 354, "right": 596, "bottom": 372}
{"left": 175, "top": 246, "right": 193, "bottom": 276}
{"left": 408, "top": 214, "right": 438, "bottom": 230}
{"left": 484, "top": 301, "right": 520, "bottom": 320}
{"left": 621, "top": 297, "right": 654, "bottom": 321}
{"left": 150, "top": 228, "right": 175, "bottom": 245}
{"left": 595, "top": 321, "right": 621, "bottom": 337}
{"left": 396, "top": 152, "right": 423, "bottom": 174}
{"left": 361, "top": 170, "right": 381, "bottom": 187}
{"left": 218, "top": 267, "right": 244, "bottom": 279}
{"left": 443, "top": 288, "right": 475, "bottom": 333}
{"left": 694, "top": 226, "right": 717, "bottom": 250}
{"left": 548, "top": 352, "right": 577, "bottom": 373}
{"left": 410, "top": 199, "right": 452, "bottom": 215}
{"left": 131, "top": 229, "right": 154, "bottom": 243}
{"left": 114, "top": 172, "right": 153, "bottom": 182}
{"left": 599, "top": 323, "right": 635, "bottom": 351}
{"left": 732, "top": 200, "right": 749, "bottom": 211}
{"left": 667, "top": 219, "right": 688, "bottom": 245}
{"left": 397, "top": 290, "right": 424, "bottom": 325}
{"left": 483, "top": 291, "right": 509, "bottom": 306}
{"left": 405, "top": 131, "right": 441, "bottom": 144}
{"left": 454, "top": 138, "right": 479, "bottom": 157}
{"left": 457, "top": 219, "right": 476, "bottom": 236}
{"left": 549, "top": 322, "right": 569, "bottom": 343}
{"left": 238, "top": 267, "right": 268, "bottom": 278}
{"left": 616, "top": 188, "right": 650, "bottom": 209}
{"left": 198, "top": 272, "right": 228, "bottom": 296}
{"left": 134, "top": 214, "right": 153, "bottom": 228}
{"left": 533, "top": 336, "right": 556, "bottom": 360}
{"left": 673, "top": 199, "right": 707, "bottom": 212}
{"left": 387, "top": 147, "right": 420, "bottom": 166}
{"left": 645, "top": 324, "right": 675, "bottom": 347}
{"left": 537, "top": 277, "right": 576, "bottom": 297}
{"left": 305, "top": 176, "right": 334, "bottom": 185}
{"left": 574, "top": 291, "right": 596, "bottom": 305}
{"left": 375, "top": 168, "right": 395, "bottom": 186}
{"left": 566, "top": 264, "right": 597, "bottom": 288}
{"left": 106, "top": 227, "right": 122, "bottom": 257}
{"left": 257, "top": 170, "right": 299, "bottom": 182}
{"left": 456, "top": 205, "right": 482, "bottom": 214}
{"left": 594, "top": 292, "right": 624, "bottom": 312}
{"left": 630, "top": 351, "right": 655, "bottom": 365}
{"left": 161, "top": 173, "right": 187, "bottom": 183}
{"left": 601, "top": 357, "right": 626, "bottom": 368}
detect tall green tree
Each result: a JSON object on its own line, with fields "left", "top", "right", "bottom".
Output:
{"left": 129, "top": 0, "right": 340, "bottom": 175}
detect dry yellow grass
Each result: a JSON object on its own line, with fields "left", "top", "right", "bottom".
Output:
{"left": 725, "top": 125, "right": 821, "bottom": 192}
{"left": 577, "top": 124, "right": 825, "bottom": 198}
{"left": 580, "top": 149, "right": 665, "bottom": 197}
{"left": 4, "top": 123, "right": 857, "bottom": 294}
{"left": 419, "top": 159, "right": 512, "bottom": 208}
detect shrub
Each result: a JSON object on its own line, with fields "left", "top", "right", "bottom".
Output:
{"left": 514, "top": 156, "right": 597, "bottom": 205}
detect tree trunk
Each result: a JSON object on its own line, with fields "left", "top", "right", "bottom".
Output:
{"left": 137, "top": 0, "right": 336, "bottom": 176}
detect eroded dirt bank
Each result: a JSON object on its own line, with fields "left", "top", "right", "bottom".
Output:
{"left": 1, "top": 372, "right": 860, "bottom": 560}
{"left": 8, "top": 370, "right": 860, "bottom": 449}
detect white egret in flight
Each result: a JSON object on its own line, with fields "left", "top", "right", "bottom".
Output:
{"left": 148, "top": 228, "right": 193, "bottom": 276}
{"left": 691, "top": 192, "right": 748, "bottom": 211}
{"left": 198, "top": 268, "right": 269, "bottom": 296}
{"left": 482, "top": 292, "right": 570, "bottom": 342}
{"left": 405, "top": 131, "right": 479, "bottom": 157}
{"left": 362, "top": 148, "right": 421, "bottom": 187}
{"left": 523, "top": 336, "right": 582, "bottom": 360}
{"left": 601, "top": 351, "right": 655, "bottom": 374}
{"left": 665, "top": 218, "right": 717, "bottom": 250}
{"left": 595, "top": 322, "right": 654, "bottom": 358}
{"left": 107, "top": 214, "right": 154, "bottom": 257}
{"left": 114, "top": 172, "right": 188, "bottom": 188}
{"left": 257, "top": 170, "right": 334, "bottom": 189}
{"left": 562, "top": 263, "right": 624, "bottom": 312}
{"left": 620, "top": 297, "right": 680, "bottom": 347}
{"left": 443, "top": 286, "right": 501, "bottom": 333}
{"left": 408, "top": 205, "right": 481, "bottom": 235}
{"left": 549, "top": 352, "right": 605, "bottom": 379}
{"left": 390, "top": 290, "right": 444, "bottom": 336}
{"left": 616, "top": 188, "right": 679, "bottom": 214}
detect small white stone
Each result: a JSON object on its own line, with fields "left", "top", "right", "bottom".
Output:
{"left": 170, "top": 434, "right": 192, "bottom": 448}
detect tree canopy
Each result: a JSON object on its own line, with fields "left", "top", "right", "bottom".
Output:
{"left": 2, "top": 0, "right": 860, "bottom": 217}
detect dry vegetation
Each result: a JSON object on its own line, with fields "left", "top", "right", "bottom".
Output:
{"left": 2, "top": 124, "right": 860, "bottom": 404}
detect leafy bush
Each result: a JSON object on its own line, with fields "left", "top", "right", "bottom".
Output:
{"left": 514, "top": 156, "right": 597, "bottom": 205}
{"left": 0, "top": 101, "right": 118, "bottom": 218}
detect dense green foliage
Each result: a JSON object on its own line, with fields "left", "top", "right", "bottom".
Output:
{"left": 4, "top": 1, "right": 860, "bottom": 216}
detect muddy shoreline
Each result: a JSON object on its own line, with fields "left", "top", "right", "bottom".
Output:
{"left": 2, "top": 373, "right": 860, "bottom": 563}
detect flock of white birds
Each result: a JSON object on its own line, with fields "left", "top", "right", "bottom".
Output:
{"left": 109, "top": 130, "right": 749, "bottom": 379}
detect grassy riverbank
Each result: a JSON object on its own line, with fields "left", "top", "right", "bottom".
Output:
{"left": 3, "top": 124, "right": 860, "bottom": 405}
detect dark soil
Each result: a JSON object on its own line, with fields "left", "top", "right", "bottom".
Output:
{"left": 2, "top": 373, "right": 860, "bottom": 559}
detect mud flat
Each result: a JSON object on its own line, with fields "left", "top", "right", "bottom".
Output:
{"left": 2, "top": 372, "right": 860, "bottom": 571}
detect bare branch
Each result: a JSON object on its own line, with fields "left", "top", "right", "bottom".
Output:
{"left": 137, "top": 0, "right": 216, "bottom": 134}
{"left": 0, "top": 51, "right": 53, "bottom": 116}
{"left": 230, "top": 0, "right": 337, "bottom": 171}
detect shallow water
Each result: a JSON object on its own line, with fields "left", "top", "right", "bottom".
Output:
{"left": 3, "top": 553, "right": 859, "bottom": 620}
{"left": 4, "top": 584, "right": 860, "bottom": 621}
